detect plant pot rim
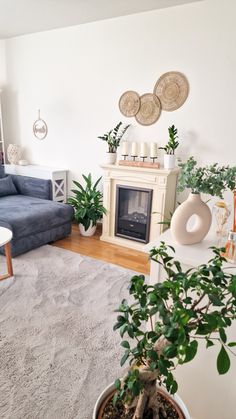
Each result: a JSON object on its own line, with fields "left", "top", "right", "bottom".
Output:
{"left": 93, "top": 382, "right": 190, "bottom": 419}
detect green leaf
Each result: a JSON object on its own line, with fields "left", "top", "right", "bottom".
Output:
{"left": 228, "top": 342, "right": 236, "bottom": 347}
{"left": 120, "top": 350, "right": 130, "bottom": 367}
{"left": 184, "top": 340, "right": 198, "bottom": 363}
{"left": 121, "top": 341, "right": 130, "bottom": 349}
{"left": 217, "top": 345, "right": 230, "bottom": 375}
{"left": 206, "top": 339, "right": 214, "bottom": 348}
{"left": 219, "top": 328, "right": 227, "bottom": 344}
{"left": 170, "top": 380, "right": 178, "bottom": 395}
{"left": 114, "top": 378, "right": 121, "bottom": 390}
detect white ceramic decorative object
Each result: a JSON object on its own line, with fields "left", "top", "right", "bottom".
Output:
{"left": 106, "top": 152, "right": 117, "bottom": 164}
{"left": 79, "top": 223, "right": 97, "bottom": 237}
{"left": 93, "top": 382, "right": 190, "bottom": 419}
{"left": 7, "top": 144, "right": 21, "bottom": 164}
{"left": 18, "top": 159, "right": 29, "bottom": 166}
{"left": 164, "top": 154, "right": 176, "bottom": 169}
{"left": 171, "top": 193, "right": 212, "bottom": 245}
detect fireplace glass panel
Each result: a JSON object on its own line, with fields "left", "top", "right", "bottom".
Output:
{"left": 115, "top": 185, "right": 152, "bottom": 243}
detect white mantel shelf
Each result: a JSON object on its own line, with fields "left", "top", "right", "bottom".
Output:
{"left": 100, "top": 163, "right": 180, "bottom": 251}
{"left": 100, "top": 163, "right": 180, "bottom": 176}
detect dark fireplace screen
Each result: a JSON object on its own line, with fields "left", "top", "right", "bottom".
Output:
{"left": 115, "top": 185, "right": 153, "bottom": 243}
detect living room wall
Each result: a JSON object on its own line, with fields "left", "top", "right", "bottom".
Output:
{"left": 1, "top": 0, "right": 236, "bottom": 188}
{"left": 0, "top": 41, "right": 6, "bottom": 87}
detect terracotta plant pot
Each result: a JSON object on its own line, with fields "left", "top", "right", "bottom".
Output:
{"left": 170, "top": 193, "right": 212, "bottom": 245}
{"left": 164, "top": 154, "right": 176, "bottom": 169}
{"left": 93, "top": 382, "right": 190, "bottom": 419}
{"left": 78, "top": 222, "right": 97, "bottom": 237}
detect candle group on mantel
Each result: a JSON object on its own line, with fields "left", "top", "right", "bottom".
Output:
{"left": 121, "top": 141, "right": 158, "bottom": 162}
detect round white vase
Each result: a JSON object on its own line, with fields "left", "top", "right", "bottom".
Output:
{"left": 79, "top": 222, "right": 97, "bottom": 237}
{"left": 164, "top": 154, "right": 176, "bottom": 169}
{"left": 93, "top": 382, "right": 190, "bottom": 419}
{"left": 7, "top": 144, "right": 22, "bottom": 164}
{"left": 106, "top": 152, "right": 117, "bottom": 164}
{"left": 170, "top": 193, "right": 212, "bottom": 245}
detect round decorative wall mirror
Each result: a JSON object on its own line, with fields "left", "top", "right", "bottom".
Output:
{"left": 33, "top": 110, "right": 48, "bottom": 140}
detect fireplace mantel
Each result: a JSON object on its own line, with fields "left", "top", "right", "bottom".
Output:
{"left": 100, "top": 164, "right": 179, "bottom": 251}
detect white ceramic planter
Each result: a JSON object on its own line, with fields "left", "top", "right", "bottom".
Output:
{"left": 93, "top": 382, "right": 190, "bottom": 419}
{"left": 164, "top": 154, "right": 176, "bottom": 169}
{"left": 78, "top": 222, "right": 97, "bottom": 237}
{"left": 171, "top": 193, "right": 212, "bottom": 245}
{"left": 106, "top": 152, "right": 117, "bottom": 164}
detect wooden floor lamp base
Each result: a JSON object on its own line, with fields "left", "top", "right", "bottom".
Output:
{"left": 0, "top": 242, "right": 13, "bottom": 281}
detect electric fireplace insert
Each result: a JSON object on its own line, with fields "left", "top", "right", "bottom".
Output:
{"left": 115, "top": 185, "right": 153, "bottom": 243}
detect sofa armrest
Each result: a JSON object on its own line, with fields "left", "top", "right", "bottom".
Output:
{"left": 11, "top": 175, "right": 53, "bottom": 200}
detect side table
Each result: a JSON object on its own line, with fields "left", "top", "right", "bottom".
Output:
{"left": 0, "top": 227, "right": 13, "bottom": 280}
{"left": 144, "top": 229, "right": 236, "bottom": 419}
{"left": 4, "top": 164, "right": 68, "bottom": 203}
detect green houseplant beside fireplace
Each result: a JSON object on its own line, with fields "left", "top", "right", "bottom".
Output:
{"left": 93, "top": 242, "right": 236, "bottom": 419}
{"left": 68, "top": 173, "right": 106, "bottom": 236}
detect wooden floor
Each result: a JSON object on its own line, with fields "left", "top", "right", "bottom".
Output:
{"left": 53, "top": 224, "right": 150, "bottom": 274}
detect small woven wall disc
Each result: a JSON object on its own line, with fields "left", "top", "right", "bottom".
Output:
{"left": 135, "top": 93, "right": 161, "bottom": 126}
{"left": 153, "top": 71, "right": 189, "bottom": 112}
{"left": 119, "top": 90, "right": 140, "bottom": 117}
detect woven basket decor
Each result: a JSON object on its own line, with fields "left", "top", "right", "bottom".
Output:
{"left": 153, "top": 71, "right": 189, "bottom": 112}
{"left": 135, "top": 93, "right": 161, "bottom": 126}
{"left": 119, "top": 90, "right": 140, "bottom": 117}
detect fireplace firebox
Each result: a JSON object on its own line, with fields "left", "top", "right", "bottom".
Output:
{"left": 115, "top": 185, "right": 153, "bottom": 243}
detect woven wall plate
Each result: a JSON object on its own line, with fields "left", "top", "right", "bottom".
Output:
{"left": 119, "top": 90, "right": 140, "bottom": 117}
{"left": 153, "top": 71, "right": 189, "bottom": 112}
{"left": 135, "top": 93, "right": 161, "bottom": 126}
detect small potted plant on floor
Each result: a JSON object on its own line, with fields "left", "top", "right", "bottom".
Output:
{"left": 93, "top": 242, "right": 236, "bottom": 418}
{"left": 68, "top": 173, "right": 106, "bottom": 236}
{"left": 171, "top": 157, "right": 236, "bottom": 245}
{"left": 98, "top": 121, "right": 130, "bottom": 164}
{"left": 159, "top": 125, "right": 179, "bottom": 169}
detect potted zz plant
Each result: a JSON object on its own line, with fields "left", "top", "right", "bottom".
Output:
{"left": 93, "top": 242, "right": 236, "bottom": 419}
{"left": 159, "top": 125, "right": 179, "bottom": 169}
{"left": 68, "top": 173, "right": 106, "bottom": 236}
{"left": 98, "top": 121, "right": 130, "bottom": 164}
{"left": 171, "top": 157, "right": 236, "bottom": 245}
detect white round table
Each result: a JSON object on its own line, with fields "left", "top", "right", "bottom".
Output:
{"left": 0, "top": 227, "right": 13, "bottom": 280}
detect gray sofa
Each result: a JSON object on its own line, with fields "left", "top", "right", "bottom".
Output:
{"left": 0, "top": 170, "right": 73, "bottom": 257}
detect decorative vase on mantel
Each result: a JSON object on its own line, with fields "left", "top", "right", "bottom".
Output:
{"left": 170, "top": 193, "right": 212, "bottom": 245}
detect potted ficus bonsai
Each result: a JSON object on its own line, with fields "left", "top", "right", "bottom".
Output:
{"left": 68, "top": 173, "right": 106, "bottom": 236}
{"left": 171, "top": 157, "right": 236, "bottom": 245}
{"left": 98, "top": 121, "right": 130, "bottom": 164}
{"left": 93, "top": 242, "right": 236, "bottom": 419}
{"left": 159, "top": 125, "right": 179, "bottom": 169}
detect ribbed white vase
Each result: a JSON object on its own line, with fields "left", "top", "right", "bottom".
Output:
{"left": 7, "top": 144, "right": 21, "bottom": 164}
{"left": 171, "top": 193, "right": 212, "bottom": 245}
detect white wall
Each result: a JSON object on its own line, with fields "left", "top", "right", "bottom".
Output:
{"left": 2, "top": 0, "right": 236, "bottom": 192}
{"left": 0, "top": 40, "right": 6, "bottom": 87}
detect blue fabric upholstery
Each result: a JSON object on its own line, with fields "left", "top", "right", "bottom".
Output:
{"left": 0, "top": 176, "right": 18, "bottom": 196}
{"left": 11, "top": 174, "right": 52, "bottom": 200}
{"left": 0, "top": 174, "right": 73, "bottom": 257}
{"left": 0, "top": 164, "right": 5, "bottom": 178}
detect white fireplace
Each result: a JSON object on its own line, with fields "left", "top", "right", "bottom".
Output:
{"left": 100, "top": 164, "right": 179, "bottom": 251}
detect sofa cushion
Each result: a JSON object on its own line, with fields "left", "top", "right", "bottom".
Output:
{"left": 0, "top": 195, "right": 74, "bottom": 239}
{"left": 0, "top": 175, "right": 18, "bottom": 197}
{"left": 0, "top": 163, "right": 5, "bottom": 178}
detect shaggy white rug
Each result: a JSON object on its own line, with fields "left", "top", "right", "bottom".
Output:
{"left": 0, "top": 245, "right": 139, "bottom": 419}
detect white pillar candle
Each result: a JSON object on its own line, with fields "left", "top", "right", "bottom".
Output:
{"left": 140, "top": 142, "right": 148, "bottom": 157}
{"left": 150, "top": 142, "right": 158, "bottom": 158}
{"left": 131, "top": 142, "right": 138, "bottom": 156}
{"left": 121, "top": 141, "right": 129, "bottom": 156}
